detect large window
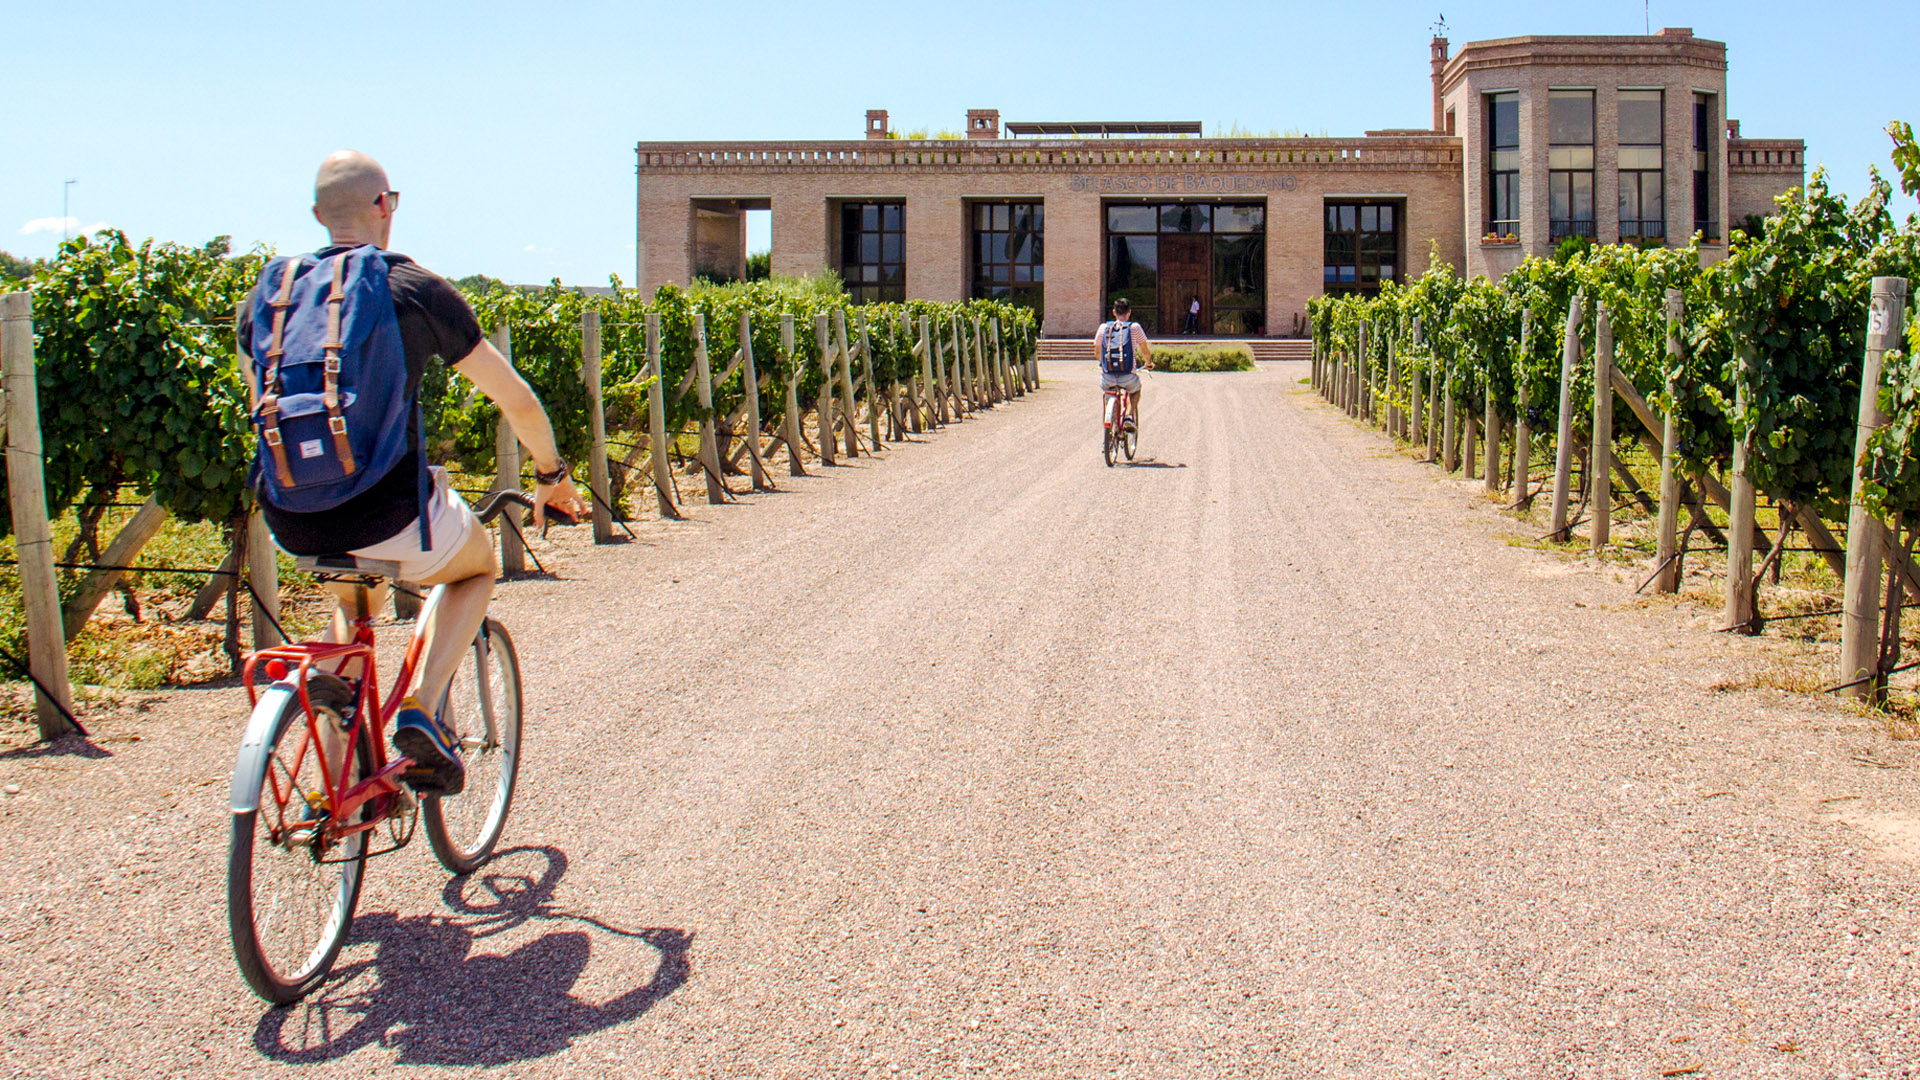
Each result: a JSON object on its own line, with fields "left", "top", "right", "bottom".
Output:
{"left": 1487, "top": 92, "right": 1520, "bottom": 237}
{"left": 1548, "top": 90, "right": 1595, "bottom": 241}
{"left": 1323, "top": 201, "right": 1400, "bottom": 297}
{"left": 1104, "top": 202, "right": 1265, "bottom": 335}
{"left": 839, "top": 201, "right": 904, "bottom": 303}
{"left": 1693, "top": 93, "right": 1717, "bottom": 240}
{"left": 1618, "top": 90, "right": 1664, "bottom": 242}
{"left": 970, "top": 202, "right": 1043, "bottom": 321}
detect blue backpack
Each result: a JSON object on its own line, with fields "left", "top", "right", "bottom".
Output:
{"left": 1101, "top": 320, "right": 1136, "bottom": 375}
{"left": 248, "top": 246, "right": 430, "bottom": 549}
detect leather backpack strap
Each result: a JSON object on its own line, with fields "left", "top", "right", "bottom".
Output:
{"left": 320, "top": 253, "right": 358, "bottom": 476}
{"left": 256, "top": 258, "right": 301, "bottom": 487}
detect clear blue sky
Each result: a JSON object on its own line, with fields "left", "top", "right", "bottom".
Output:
{"left": 5, "top": 0, "right": 1914, "bottom": 286}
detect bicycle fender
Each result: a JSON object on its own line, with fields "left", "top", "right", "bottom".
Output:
{"left": 231, "top": 683, "right": 297, "bottom": 813}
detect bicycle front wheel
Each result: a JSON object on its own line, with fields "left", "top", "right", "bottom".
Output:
{"left": 424, "top": 619, "right": 523, "bottom": 875}
{"left": 1124, "top": 426, "right": 1137, "bottom": 460}
{"left": 228, "top": 673, "right": 370, "bottom": 1005}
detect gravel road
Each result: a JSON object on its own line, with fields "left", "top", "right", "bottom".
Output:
{"left": 5, "top": 361, "right": 1920, "bottom": 1078}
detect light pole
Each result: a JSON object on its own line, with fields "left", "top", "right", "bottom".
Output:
{"left": 62, "top": 180, "right": 77, "bottom": 242}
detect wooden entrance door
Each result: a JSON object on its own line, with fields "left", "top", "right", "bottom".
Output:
{"left": 1159, "top": 235, "right": 1209, "bottom": 335}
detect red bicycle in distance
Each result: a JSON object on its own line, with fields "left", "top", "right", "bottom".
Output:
{"left": 1102, "top": 382, "right": 1138, "bottom": 467}
{"left": 227, "top": 490, "right": 534, "bottom": 1004}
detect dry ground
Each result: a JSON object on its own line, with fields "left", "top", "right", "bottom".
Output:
{"left": 4, "top": 362, "right": 1919, "bottom": 1078}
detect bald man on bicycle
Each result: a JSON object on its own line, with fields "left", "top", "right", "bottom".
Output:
{"left": 240, "top": 150, "right": 586, "bottom": 796}
{"left": 1094, "top": 297, "right": 1152, "bottom": 431}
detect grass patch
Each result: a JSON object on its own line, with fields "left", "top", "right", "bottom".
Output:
{"left": 1154, "top": 344, "right": 1253, "bottom": 373}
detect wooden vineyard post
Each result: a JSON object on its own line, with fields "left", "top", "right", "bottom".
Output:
{"left": 951, "top": 316, "right": 972, "bottom": 415}
{"left": 242, "top": 511, "right": 282, "bottom": 649}
{"left": 739, "top": 309, "right": 771, "bottom": 491}
{"left": 830, "top": 308, "right": 859, "bottom": 459}
{"left": 222, "top": 302, "right": 280, "bottom": 648}
{"left": 1512, "top": 307, "right": 1533, "bottom": 505}
{"left": 928, "top": 316, "right": 950, "bottom": 423}
{"left": 581, "top": 309, "right": 614, "bottom": 541}
{"left": 975, "top": 319, "right": 998, "bottom": 404}
{"left": 1408, "top": 341, "right": 1424, "bottom": 446}
{"left": 918, "top": 315, "right": 942, "bottom": 427}
{"left": 1654, "top": 290, "right": 1683, "bottom": 593}
{"left": 645, "top": 312, "right": 683, "bottom": 517}
{"left": 1386, "top": 337, "right": 1402, "bottom": 438}
{"left": 859, "top": 313, "right": 882, "bottom": 447}
{"left": 993, "top": 319, "right": 1013, "bottom": 399}
{"left": 0, "top": 293, "right": 73, "bottom": 738}
{"left": 489, "top": 325, "right": 525, "bottom": 573}
{"left": 1725, "top": 337, "right": 1760, "bottom": 634}
{"left": 813, "top": 315, "right": 838, "bottom": 465}
{"left": 1354, "top": 321, "right": 1368, "bottom": 420}
{"left": 1549, "top": 293, "right": 1585, "bottom": 542}
{"left": 1442, "top": 360, "right": 1458, "bottom": 472}
{"left": 1590, "top": 301, "right": 1615, "bottom": 551}
{"left": 1463, "top": 402, "right": 1478, "bottom": 480}
{"left": 1842, "top": 276, "right": 1909, "bottom": 696}
{"left": 1483, "top": 394, "right": 1501, "bottom": 492}
{"left": 693, "top": 314, "right": 725, "bottom": 504}
{"left": 780, "top": 314, "right": 808, "bottom": 477}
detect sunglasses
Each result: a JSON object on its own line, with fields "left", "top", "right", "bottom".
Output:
{"left": 374, "top": 190, "right": 400, "bottom": 210}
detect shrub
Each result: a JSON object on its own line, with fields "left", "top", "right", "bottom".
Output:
{"left": 1155, "top": 344, "right": 1253, "bottom": 372}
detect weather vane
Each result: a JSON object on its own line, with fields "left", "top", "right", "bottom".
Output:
{"left": 1432, "top": 12, "right": 1448, "bottom": 37}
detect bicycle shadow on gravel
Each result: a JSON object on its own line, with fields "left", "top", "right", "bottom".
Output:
{"left": 253, "top": 845, "right": 691, "bottom": 1067}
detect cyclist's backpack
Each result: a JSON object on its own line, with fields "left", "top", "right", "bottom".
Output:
{"left": 1100, "top": 320, "right": 1136, "bottom": 375}
{"left": 247, "top": 246, "right": 430, "bottom": 550}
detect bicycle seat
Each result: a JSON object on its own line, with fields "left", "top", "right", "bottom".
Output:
{"left": 295, "top": 554, "right": 404, "bottom": 581}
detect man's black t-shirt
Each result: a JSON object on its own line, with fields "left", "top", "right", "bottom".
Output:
{"left": 239, "top": 246, "right": 482, "bottom": 554}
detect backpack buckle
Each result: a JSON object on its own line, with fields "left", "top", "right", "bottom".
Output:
{"left": 323, "top": 355, "right": 341, "bottom": 373}
{"left": 329, "top": 415, "right": 349, "bottom": 435}
{"left": 262, "top": 427, "right": 284, "bottom": 446}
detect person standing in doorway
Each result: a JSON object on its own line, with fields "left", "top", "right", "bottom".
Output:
{"left": 1184, "top": 294, "right": 1201, "bottom": 334}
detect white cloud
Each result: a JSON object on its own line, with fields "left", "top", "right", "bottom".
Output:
{"left": 18, "top": 217, "right": 108, "bottom": 237}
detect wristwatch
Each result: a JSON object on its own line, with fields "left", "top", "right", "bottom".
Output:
{"left": 533, "top": 460, "right": 570, "bottom": 485}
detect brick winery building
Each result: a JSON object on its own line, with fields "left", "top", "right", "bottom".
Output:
{"left": 633, "top": 28, "right": 1804, "bottom": 340}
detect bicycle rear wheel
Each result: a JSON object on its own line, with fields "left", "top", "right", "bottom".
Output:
{"left": 424, "top": 619, "right": 522, "bottom": 875}
{"left": 228, "top": 673, "right": 370, "bottom": 1005}
{"left": 1103, "top": 429, "right": 1116, "bottom": 467}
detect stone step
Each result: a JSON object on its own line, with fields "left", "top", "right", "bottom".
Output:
{"left": 1036, "top": 337, "right": 1311, "bottom": 362}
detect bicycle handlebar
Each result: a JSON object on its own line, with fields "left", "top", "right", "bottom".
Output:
{"left": 472, "top": 490, "right": 536, "bottom": 525}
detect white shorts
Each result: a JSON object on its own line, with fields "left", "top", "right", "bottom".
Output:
{"left": 341, "top": 466, "right": 478, "bottom": 582}
{"left": 1101, "top": 371, "right": 1141, "bottom": 392}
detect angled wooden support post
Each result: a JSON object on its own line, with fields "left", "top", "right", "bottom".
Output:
{"left": 1549, "top": 293, "right": 1585, "bottom": 542}
{"left": 814, "top": 314, "right": 837, "bottom": 465}
{"left": 949, "top": 317, "right": 970, "bottom": 416}
{"left": 1655, "top": 290, "right": 1683, "bottom": 593}
{"left": 831, "top": 308, "right": 859, "bottom": 458}
{"left": 926, "top": 316, "right": 949, "bottom": 424}
{"left": 739, "top": 310, "right": 771, "bottom": 490}
{"left": 1, "top": 292, "right": 73, "bottom": 738}
{"left": 780, "top": 313, "right": 808, "bottom": 477}
{"left": 1841, "top": 276, "right": 1909, "bottom": 696}
{"left": 645, "top": 312, "right": 683, "bottom": 518}
{"left": 693, "top": 314, "right": 725, "bottom": 504}
{"left": 1591, "top": 301, "right": 1615, "bottom": 551}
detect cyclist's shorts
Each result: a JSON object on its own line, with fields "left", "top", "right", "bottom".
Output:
{"left": 1101, "top": 371, "right": 1141, "bottom": 392}
{"left": 325, "top": 466, "right": 477, "bottom": 582}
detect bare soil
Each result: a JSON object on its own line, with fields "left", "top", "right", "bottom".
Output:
{"left": 3, "top": 363, "right": 1919, "bottom": 1077}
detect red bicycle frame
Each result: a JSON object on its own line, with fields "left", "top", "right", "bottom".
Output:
{"left": 240, "top": 585, "right": 445, "bottom": 844}
{"left": 1103, "top": 384, "right": 1132, "bottom": 436}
